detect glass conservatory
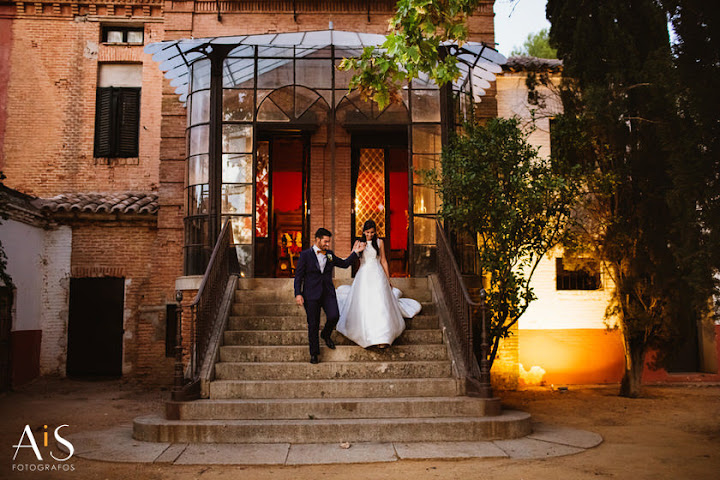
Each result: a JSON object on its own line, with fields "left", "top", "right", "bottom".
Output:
{"left": 146, "top": 30, "right": 506, "bottom": 277}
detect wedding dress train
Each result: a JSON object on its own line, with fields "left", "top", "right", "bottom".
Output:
{"left": 336, "top": 243, "right": 421, "bottom": 348}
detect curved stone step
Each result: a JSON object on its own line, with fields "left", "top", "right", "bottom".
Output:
{"left": 223, "top": 329, "right": 443, "bottom": 346}
{"left": 214, "top": 360, "right": 452, "bottom": 381}
{"left": 219, "top": 344, "right": 449, "bottom": 363}
{"left": 232, "top": 302, "right": 436, "bottom": 317}
{"left": 228, "top": 315, "right": 439, "bottom": 331}
{"left": 165, "top": 396, "right": 499, "bottom": 421}
{"left": 209, "top": 378, "right": 460, "bottom": 399}
{"left": 133, "top": 410, "right": 532, "bottom": 444}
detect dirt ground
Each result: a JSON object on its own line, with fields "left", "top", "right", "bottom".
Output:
{"left": 1, "top": 377, "right": 718, "bottom": 480}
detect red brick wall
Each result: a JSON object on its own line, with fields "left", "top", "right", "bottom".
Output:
{"left": 0, "top": 5, "right": 13, "bottom": 172}
{"left": 2, "top": 7, "right": 164, "bottom": 197}
{"left": 69, "top": 221, "right": 173, "bottom": 383}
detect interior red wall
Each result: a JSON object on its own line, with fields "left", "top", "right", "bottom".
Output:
{"left": 388, "top": 171, "right": 408, "bottom": 250}
{"left": 273, "top": 171, "right": 302, "bottom": 212}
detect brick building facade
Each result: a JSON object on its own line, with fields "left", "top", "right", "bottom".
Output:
{"left": 0, "top": 0, "right": 502, "bottom": 386}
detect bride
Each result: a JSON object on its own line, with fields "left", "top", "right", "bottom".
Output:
{"left": 336, "top": 220, "right": 422, "bottom": 348}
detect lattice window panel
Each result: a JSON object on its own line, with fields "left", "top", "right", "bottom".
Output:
{"left": 355, "top": 148, "right": 386, "bottom": 237}
{"left": 255, "top": 141, "right": 269, "bottom": 237}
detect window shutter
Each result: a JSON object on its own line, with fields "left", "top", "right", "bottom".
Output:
{"left": 117, "top": 88, "right": 141, "bottom": 157}
{"left": 93, "top": 88, "right": 113, "bottom": 157}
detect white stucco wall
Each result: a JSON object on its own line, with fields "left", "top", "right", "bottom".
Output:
{"left": 497, "top": 71, "right": 615, "bottom": 331}
{"left": 39, "top": 226, "right": 72, "bottom": 375}
{"left": 1, "top": 218, "right": 45, "bottom": 331}
{"left": 0, "top": 218, "right": 71, "bottom": 374}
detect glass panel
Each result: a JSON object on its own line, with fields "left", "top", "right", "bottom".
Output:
{"left": 413, "top": 186, "right": 437, "bottom": 214}
{"left": 412, "top": 244, "right": 437, "bottom": 277}
{"left": 222, "top": 89, "right": 253, "bottom": 122}
{"left": 377, "top": 101, "right": 410, "bottom": 124}
{"left": 412, "top": 125, "right": 441, "bottom": 154}
{"left": 187, "top": 184, "right": 209, "bottom": 215}
{"left": 185, "top": 216, "right": 208, "bottom": 246}
{"left": 190, "top": 90, "right": 210, "bottom": 125}
{"left": 256, "top": 141, "right": 270, "bottom": 237}
{"left": 227, "top": 45, "right": 254, "bottom": 58}
{"left": 296, "top": 59, "right": 331, "bottom": 89}
{"left": 225, "top": 216, "right": 253, "bottom": 244}
{"left": 355, "top": 148, "right": 386, "bottom": 237}
{"left": 222, "top": 124, "right": 253, "bottom": 153}
{"left": 234, "top": 244, "right": 252, "bottom": 277}
{"left": 295, "top": 87, "right": 319, "bottom": 118}
{"left": 413, "top": 216, "right": 437, "bottom": 244}
{"left": 223, "top": 57, "right": 255, "bottom": 88}
{"left": 191, "top": 59, "right": 211, "bottom": 91}
{"left": 257, "top": 59, "right": 293, "bottom": 89}
{"left": 188, "top": 154, "right": 209, "bottom": 185}
{"left": 269, "top": 87, "right": 294, "bottom": 117}
{"left": 411, "top": 89, "right": 441, "bottom": 122}
{"left": 222, "top": 184, "right": 252, "bottom": 215}
{"left": 257, "top": 99, "right": 291, "bottom": 122}
{"left": 106, "top": 30, "right": 123, "bottom": 43}
{"left": 127, "top": 30, "right": 143, "bottom": 44}
{"left": 222, "top": 154, "right": 252, "bottom": 184}
{"left": 412, "top": 154, "right": 441, "bottom": 183}
{"left": 189, "top": 125, "right": 209, "bottom": 156}
{"left": 334, "top": 60, "right": 355, "bottom": 91}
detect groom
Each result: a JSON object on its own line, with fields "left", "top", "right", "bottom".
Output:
{"left": 294, "top": 228, "right": 365, "bottom": 364}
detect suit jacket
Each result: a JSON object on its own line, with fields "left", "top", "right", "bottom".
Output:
{"left": 294, "top": 247, "right": 357, "bottom": 301}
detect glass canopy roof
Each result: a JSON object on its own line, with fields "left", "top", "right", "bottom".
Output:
{"left": 145, "top": 30, "right": 507, "bottom": 102}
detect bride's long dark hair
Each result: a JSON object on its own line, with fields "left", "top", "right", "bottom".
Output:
{"left": 359, "top": 219, "right": 380, "bottom": 257}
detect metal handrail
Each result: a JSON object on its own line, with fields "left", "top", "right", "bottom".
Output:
{"left": 173, "top": 219, "right": 239, "bottom": 401}
{"left": 435, "top": 219, "right": 493, "bottom": 398}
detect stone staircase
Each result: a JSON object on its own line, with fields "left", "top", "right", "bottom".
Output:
{"left": 133, "top": 278, "right": 531, "bottom": 443}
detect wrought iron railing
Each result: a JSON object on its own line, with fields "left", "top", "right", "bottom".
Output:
{"left": 435, "top": 220, "right": 493, "bottom": 398}
{"left": 173, "top": 219, "right": 239, "bottom": 401}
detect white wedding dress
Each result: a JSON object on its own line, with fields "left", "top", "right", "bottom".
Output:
{"left": 336, "top": 243, "right": 422, "bottom": 348}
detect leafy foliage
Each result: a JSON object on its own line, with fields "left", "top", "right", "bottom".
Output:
{"left": 338, "top": 0, "right": 483, "bottom": 108}
{"left": 510, "top": 28, "right": 558, "bottom": 58}
{"left": 544, "top": 0, "right": 716, "bottom": 397}
{"left": 426, "top": 118, "right": 578, "bottom": 366}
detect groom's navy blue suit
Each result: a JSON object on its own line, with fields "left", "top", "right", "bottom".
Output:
{"left": 294, "top": 247, "right": 357, "bottom": 356}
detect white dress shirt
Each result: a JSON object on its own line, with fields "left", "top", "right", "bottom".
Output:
{"left": 312, "top": 245, "right": 327, "bottom": 273}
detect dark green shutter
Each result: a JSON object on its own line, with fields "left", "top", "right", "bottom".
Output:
{"left": 93, "top": 87, "right": 113, "bottom": 157}
{"left": 117, "top": 88, "right": 141, "bottom": 157}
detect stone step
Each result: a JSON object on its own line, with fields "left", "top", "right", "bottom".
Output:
{"left": 227, "top": 315, "right": 439, "bottom": 331}
{"left": 219, "top": 344, "right": 449, "bottom": 363}
{"left": 133, "top": 410, "right": 532, "bottom": 443}
{"left": 209, "top": 378, "right": 460, "bottom": 399}
{"left": 165, "top": 396, "right": 497, "bottom": 421}
{"left": 234, "top": 288, "right": 433, "bottom": 303}
{"left": 236, "top": 277, "right": 429, "bottom": 291}
{"left": 223, "top": 329, "right": 443, "bottom": 346}
{"left": 214, "top": 360, "right": 452, "bottom": 381}
{"left": 231, "top": 302, "right": 436, "bottom": 316}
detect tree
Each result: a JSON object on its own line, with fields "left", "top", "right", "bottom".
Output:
{"left": 545, "top": 0, "right": 712, "bottom": 397}
{"left": 510, "top": 28, "right": 558, "bottom": 58}
{"left": 428, "top": 118, "right": 578, "bottom": 368}
{"left": 338, "top": 0, "right": 484, "bottom": 108}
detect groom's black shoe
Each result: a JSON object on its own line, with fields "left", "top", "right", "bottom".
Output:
{"left": 310, "top": 355, "right": 319, "bottom": 364}
{"left": 321, "top": 333, "right": 336, "bottom": 350}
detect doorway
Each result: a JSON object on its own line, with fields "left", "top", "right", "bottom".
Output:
{"left": 0, "top": 287, "right": 12, "bottom": 391}
{"left": 254, "top": 134, "right": 309, "bottom": 277}
{"left": 352, "top": 134, "right": 410, "bottom": 277}
{"left": 67, "top": 277, "right": 124, "bottom": 377}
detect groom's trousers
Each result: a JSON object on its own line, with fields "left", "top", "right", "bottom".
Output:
{"left": 304, "top": 293, "right": 340, "bottom": 356}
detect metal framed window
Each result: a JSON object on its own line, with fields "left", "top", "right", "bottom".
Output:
{"left": 102, "top": 26, "right": 144, "bottom": 45}
{"left": 556, "top": 258, "right": 602, "bottom": 290}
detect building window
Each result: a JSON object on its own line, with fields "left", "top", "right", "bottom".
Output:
{"left": 102, "top": 26, "right": 144, "bottom": 45}
{"left": 94, "top": 64, "right": 142, "bottom": 158}
{"left": 556, "top": 257, "right": 601, "bottom": 290}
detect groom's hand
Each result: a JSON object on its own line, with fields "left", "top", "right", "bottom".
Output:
{"left": 295, "top": 295, "right": 304, "bottom": 306}
{"left": 356, "top": 242, "right": 366, "bottom": 253}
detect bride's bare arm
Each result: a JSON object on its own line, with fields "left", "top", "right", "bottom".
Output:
{"left": 378, "top": 238, "right": 390, "bottom": 279}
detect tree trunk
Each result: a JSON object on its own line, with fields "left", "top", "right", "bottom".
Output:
{"left": 619, "top": 336, "right": 646, "bottom": 398}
